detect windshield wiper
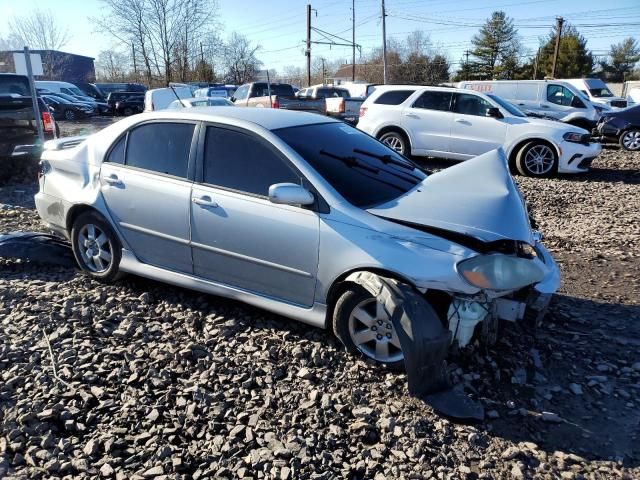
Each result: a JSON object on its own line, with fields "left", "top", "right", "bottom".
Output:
{"left": 353, "top": 148, "right": 416, "bottom": 170}
{"left": 319, "top": 150, "right": 379, "bottom": 173}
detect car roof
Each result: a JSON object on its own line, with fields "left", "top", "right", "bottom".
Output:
{"left": 371, "top": 84, "right": 474, "bottom": 94}
{"left": 139, "top": 107, "right": 339, "bottom": 130}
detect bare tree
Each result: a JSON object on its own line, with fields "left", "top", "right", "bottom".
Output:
{"left": 96, "top": 49, "right": 131, "bottom": 81}
{"left": 8, "top": 9, "right": 71, "bottom": 50}
{"left": 222, "top": 32, "right": 262, "bottom": 84}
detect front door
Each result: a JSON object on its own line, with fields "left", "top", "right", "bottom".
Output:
{"left": 190, "top": 125, "right": 320, "bottom": 307}
{"left": 401, "top": 90, "right": 453, "bottom": 155}
{"left": 100, "top": 121, "right": 196, "bottom": 273}
{"left": 449, "top": 92, "right": 508, "bottom": 158}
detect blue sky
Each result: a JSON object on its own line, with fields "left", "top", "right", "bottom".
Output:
{"left": 1, "top": 0, "right": 639, "bottom": 72}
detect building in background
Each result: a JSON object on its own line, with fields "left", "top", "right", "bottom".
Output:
{"left": 0, "top": 50, "right": 95, "bottom": 84}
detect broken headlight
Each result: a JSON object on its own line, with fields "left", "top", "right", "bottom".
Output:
{"left": 457, "top": 254, "right": 545, "bottom": 291}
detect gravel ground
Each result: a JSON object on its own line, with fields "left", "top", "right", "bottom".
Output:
{"left": 1, "top": 122, "right": 639, "bottom": 479}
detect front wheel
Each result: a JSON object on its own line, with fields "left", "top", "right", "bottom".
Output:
{"left": 64, "top": 109, "right": 76, "bottom": 121}
{"left": 71, "top": 211, "right": 122, "bottom": 282}
{"left": 123, "top": 107, "right": 134, "bottom": 116}
{"left": 378, "top": 131, "right": 408, "bottom": 156}
{"left": 620, "top": 129, "right": 640, "bottom": 151}
{"left": 515, "top": 141, "right": 558, "bottom": 177}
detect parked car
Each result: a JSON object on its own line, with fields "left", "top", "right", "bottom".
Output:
{"left": 0, "top": 74, "right": 57, "bottom": 165}
{"left": 144, "top": 87, "right": 192, "bottom": 111}
{"left": 564, "top": 78, "right": 627, "bottom": 109}
{"left": 594, "top": 104, "right": 640, "bottom": 151}
{"left": 194, "top": 85, "right": 236, "bottom": 99}
{"left": 114, "top": 96, "right": 145, "bottom": 116}
{"left": 35, "top": 108, "right": 559, "bottom": 369}
{"left": 76, "top": 82, "right": 108, "bottom": 102}
{"left": 35, "top": 81, "right": 87, "bottom": 98}
{"left": 38, "top": 89, "right": 110, "bottom": 116}
{"left": 457, "top": 79, "right": 601, "bottom": 130}
{"left": 167, "top": 97, "right": 234, "bottom": 109}
{"left": 297, "top": 84, "right": 363, "bottom": 123}
{"left": 106, "top": 92, "right": 144, "bottom": 113}
{"left": 232, "top": 82, "right": 326, "bottom": 113}
{"left": 94, "top": 83, "right": 147, "bottom": 98}
{"left": 41, "top": 95, "right": 96, "bottom": 120}
{"left": 357, "top": 85, "right": 602, "bottom": 177}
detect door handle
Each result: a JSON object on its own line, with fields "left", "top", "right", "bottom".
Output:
{"left": 403, "top": 113, "right": 420, "bottom": 119}
{"left": 454, "top": 118, "right": 468, "bottom": 123}
{"left": 518, "top": 103, "right": 525, "bottom": 106}
{"left": 192, "top": 196, "right": 218, "bottom": 208}
{"left": 103, "top": 174, "right": 123, "bottom": 187}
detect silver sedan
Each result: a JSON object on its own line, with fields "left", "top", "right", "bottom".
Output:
{"left": 36, "top": 108, "right": 559, "bottom": 369}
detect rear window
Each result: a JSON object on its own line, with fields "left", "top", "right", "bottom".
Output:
{"left": 0, "top": 75, "right": 30, "bottom": 96}
{"left": 374, "top": 90, "right": 415, "bottom": 105}
{"left": 274, "top": 122, "right": 426, "bottom": 208}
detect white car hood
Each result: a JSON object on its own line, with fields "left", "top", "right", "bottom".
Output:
{"left": 368, "top": 149, "right": 534, "bottom": 245}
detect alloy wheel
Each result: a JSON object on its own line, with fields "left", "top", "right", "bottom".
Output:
{"left": 348, "top": 297, "right": 403, "bottom": 363}
{"left": 622, "top": 130, "right": 640, "bottom": 151}
{"left": 77, "top": 223, "right": 113, "bottom": 273}
{"left": 524, "top": 144, "right": 555, "bottom": 175}
{"left": 380, "top": 134, "right": 404, "bottom": 154}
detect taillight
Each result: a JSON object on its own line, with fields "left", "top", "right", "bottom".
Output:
{"left": 272, "top": 99, "right": 280, "bottom": 109}
{"left": 339, "top": 101, "right": 345, "bottom": 113}
{"left": 359, "top": 106, "right": 367, "bottom": 117}
{"left": 42, "top": 111, "right": 54, "bottom": 133}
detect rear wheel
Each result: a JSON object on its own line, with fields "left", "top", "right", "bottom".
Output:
{"left": 123, "top": 107, "right": 134, "bottom": 116}
{"left": 71, "top": 211, "right": 122, "bottom": 282}
{"left": 378, "top": 131, "right": 409, "bottom": 156}
{"left": 516, "top": 141, "right": 558, "bottom": 177}
{"left": 620, "top": 129, "right": 640, "bottom": 151}
{"left": 64, "top": 109, "right": 76, "bottom": 121}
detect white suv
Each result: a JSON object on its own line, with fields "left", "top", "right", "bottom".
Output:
{"left": 357, "top": 85, "right": 602, "bottom": 177}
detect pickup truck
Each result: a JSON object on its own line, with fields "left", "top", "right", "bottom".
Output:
{"left": 1, "top": 74, "right": 58, "bottom": 181}
{"left": 232, "top": 82, "right": 326, "bottom": 113}
{"left": 297, "top": 84, "right": 365, "bottom": 124}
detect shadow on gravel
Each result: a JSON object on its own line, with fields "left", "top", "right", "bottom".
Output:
{"left": 463, "top": 294, "right": 640, "bottom": 467}
{"left": 560, "top": 168, "right": 640, "bottom": 185}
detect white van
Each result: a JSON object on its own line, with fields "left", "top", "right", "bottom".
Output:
{"left": 144, "top": 86, "right": 193, "bottom": 112}
{"left": 35, "top": 80, "right": 86, "bottom": 97}
{"left": 564, "top": 78, "right": 628, "bottom": 109}
{"left": 457, "top": 79, "right": 600, "bottom": 129}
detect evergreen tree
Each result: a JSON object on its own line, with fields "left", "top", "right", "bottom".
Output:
{"left": 601, "top": 37, "right": 640, "bottom": 82}
{"left": 469, "top": 11, "right": 520, "bottom": 79}
{"left": 537, "top": 24, "right": 593, "bottom": 78}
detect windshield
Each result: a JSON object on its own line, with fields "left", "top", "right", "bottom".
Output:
{"left": 589, "top": 88, "right": 614, "bottom": 98}
{"left": 273, "top": 122, "right": 427, "bottom": 208}
{"left": 0, "top": 76, "right": 30, "bottom": 96}
{"left": 486, "top": 94, "right": 526, "bottom": 117}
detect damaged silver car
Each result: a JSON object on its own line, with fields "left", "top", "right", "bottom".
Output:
{"left": 35, "top": 108, "right": 560, "bottom": 370}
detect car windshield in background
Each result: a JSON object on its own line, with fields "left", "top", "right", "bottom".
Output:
{"left": 589, "top": 88, "right": 614, "bottom": 98}
{"left": 0, "top": 76, "right": 30, "bottom": 96}
{"left": 274, "top": 122, "right": 427, "bottom": 208}
{"left": 487, "top": 94, "right": 526, "bottom": 117}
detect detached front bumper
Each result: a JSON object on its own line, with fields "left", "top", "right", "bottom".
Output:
{"left": 558, "top": 140, "right": 602, "bottom": 173}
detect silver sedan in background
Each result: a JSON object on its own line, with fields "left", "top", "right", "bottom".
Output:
{"left": 35, "top": 109, "right": 559, "bottom": 369}
{"left": 167, "top": 97, "right": 234, "bottom": 109}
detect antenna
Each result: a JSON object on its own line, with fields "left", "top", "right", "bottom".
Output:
{"left": 169, "top": 85, "right": 187, "bottom": 108}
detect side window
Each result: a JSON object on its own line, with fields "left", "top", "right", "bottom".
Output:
{"left": 126, "top": 122, "right": 194, "bottom": 178}
{"left": 412, "top": 91, "right": 452, "bottom": 111}
{"left": 203, "top": 127, "right": 300, "bottom": 197}
{"left": 251, "top": 83, "right": 266, "bottom": 97}
{"left": 453, "top": 93, "right": 492, "bottom": 116}
{"left": 547, "top": 85, "right": 574, "bottom": 107}
{"left": 105, "top": 135, "right": 126, "bottom": 165}
{"left": 61, "top": 88, "right": 71, "bottom": 94}
{"left": 374, "top": 90, "right": 415, "bottom": 105}
{"left": 233, "top": 85, "right": 249, "bottom": 100}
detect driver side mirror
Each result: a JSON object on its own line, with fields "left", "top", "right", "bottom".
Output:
{"left": 486, "top": 107, "right": 503, "bottom": 119}
{"left": 268, "top": 183, "right": 314, "bottom": 206}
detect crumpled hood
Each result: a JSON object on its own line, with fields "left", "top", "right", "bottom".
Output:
{"left": 367, "top": 149, "right": 534, "bottom": 245}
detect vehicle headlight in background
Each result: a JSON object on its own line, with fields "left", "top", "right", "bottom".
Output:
{"left": 457, "top": 254, "right": 545, "bottom": 290}
{"left": 563, "top": 132, "right": 588, "bottom": 143}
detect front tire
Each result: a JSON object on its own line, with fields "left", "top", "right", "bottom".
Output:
{"left": 123, "top": 107, "right": 134, "bottom": 116}
{"left": 620, "top": 129, "right": 640, "bottom": 151}
{"left": 378, "top": 131, "right": 409, "bottom": 156}
{"left": 333, "top": 284, "right": 405, "bottom": 370}
{"left": 64, "top": 109, "right": 76, "bottom": 121}
{"left": 515, "top": 141, "right": 558, "bottom": 177}
{"left": 71, "top": 211, "right": 122, "bottom": 282}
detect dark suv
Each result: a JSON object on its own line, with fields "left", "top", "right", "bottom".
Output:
{"left": 106, "top": 92, "right": 144, "bottom": 112}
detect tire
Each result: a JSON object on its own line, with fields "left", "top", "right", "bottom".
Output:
{"left": 71, "top": 211, "right": 122, "bottom": 282}
{"left": 515, "top": 141, "right": 558, "bottom": 177}
{"left": 64, "top": 109, "right": 76, "bottom": 121}
{"left": 378, "top": 130, "right": 409, "bottom": 156}
{"left": 123, "top": 107, "right": 134, "bottom": 116}
{"left": 620, "top": 129, "right": 640, "bottom": 151}
{"left": 333, "top": 284, "right": 406, "bottom": 370}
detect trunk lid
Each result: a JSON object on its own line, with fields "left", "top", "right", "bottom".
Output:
{"left": 367, "top": 149, "right": 534, "bottom": 245}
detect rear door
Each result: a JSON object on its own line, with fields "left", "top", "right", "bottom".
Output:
{"left": 0, "top": 75, "right": 37, "bottom": 158}
{"left": 401, "top": 90, "right": 453, "bottom": 155}
{"left": 190, "top": 125, "right": 320, "bottom": 306}
{"left": 100, "top": 121, "right": 197, "bottom": 273}
{"left": 449, "top": 92, "right": 507, "bottom": 158}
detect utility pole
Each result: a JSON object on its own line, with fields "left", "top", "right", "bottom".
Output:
{"left": 464, "top": 50, "right": 470, "bottom": 80}
{"left": 352, "top": 0, "right": 355, "bottom": 81}
{"left": 551, "top": 16, "right": 564, "bottom": 79}
{"left": 533, "top": 47, "right": 540, "bottom": 79}
{"left": 306, "top": 4, "right": 312, "bottom": 87}
{"left": 132, "top": 43, "right": 137, "bottom": 75}
{"left": 24, "top": 46, "right": 44, "bottom": 143}
{"left": 381, "top": 0, "right": 387, "bottom": 84}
